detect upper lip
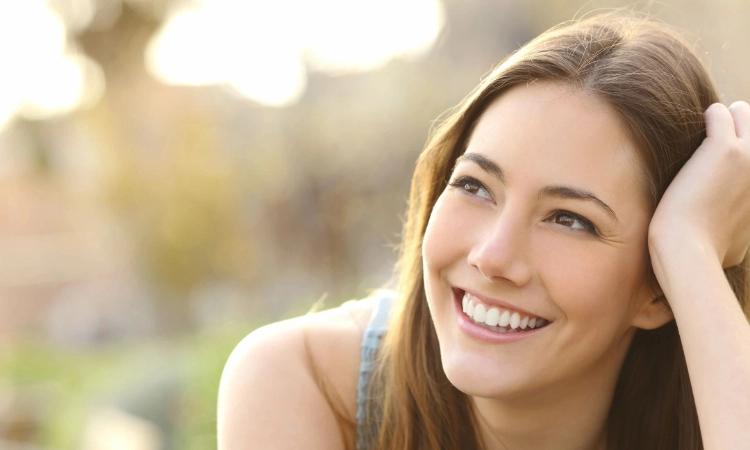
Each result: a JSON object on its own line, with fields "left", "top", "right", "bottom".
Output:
{"left": 455, "top": 286, "right": 551, "bottom": 321}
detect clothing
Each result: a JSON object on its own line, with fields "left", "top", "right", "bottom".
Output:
{"left": 355, "top": 290, "right": 395, "bottom": 450}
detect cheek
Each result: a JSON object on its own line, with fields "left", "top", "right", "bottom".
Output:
{"left": 534, "top": 236, "right": 647, "bottom": 324}
{"left": 422, "top": 194, "right": 467, "bottom": 275}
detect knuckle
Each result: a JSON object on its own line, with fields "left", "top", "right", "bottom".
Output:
{"left": 725, "top": 142, "right": 744, "bottom": 158}
{"left": 728, "top": 100, "right": 750, "bottom": 112}
{"left": 705, "top": 102, "right": 728, "bottom": 116}
{"left": 715, "top": 139, "right": 746, "bottom": 162}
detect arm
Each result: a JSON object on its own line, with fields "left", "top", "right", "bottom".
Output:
{"left": 217, "top": 299, "right": 375, "bottom": 450}
{"left": 217, "top": 318, "right": 349, "bottom": 450}
{"left": 649, "top": 102, "right": 750, "bottom": 449}
{"left": 650, "top": 240, "right": 750, "bottom": 449}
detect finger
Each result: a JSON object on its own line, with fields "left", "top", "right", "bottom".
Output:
{"left": 728, "top": 101, "right": 750, "bottom": 139}
{"left": 704, "top": 103, "right": 736, "bottom": 139}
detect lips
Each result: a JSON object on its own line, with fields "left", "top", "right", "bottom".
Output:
{"left": 451, "top": 287, "right": 552, "bottom": 341}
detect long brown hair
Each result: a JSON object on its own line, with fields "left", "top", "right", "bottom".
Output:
{"left": 365, "top": 13, "right": 750, "bottom": 450}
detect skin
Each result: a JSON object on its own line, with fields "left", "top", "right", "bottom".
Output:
{"left": 217, "top": 296, "right": 376, "bottom": 449}
{"left": 422, "top": 82, "right": 673, "bottom": 450}
{"left": 649, "top": 100, "right": 750, "bottom": 449}
{"left": 216, "top": 82, "right": 750, "bottom": 449}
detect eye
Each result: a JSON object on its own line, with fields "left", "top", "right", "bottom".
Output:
{"left": 548, "top": 210, "right": 599, "bottom": 236}
{"left": 447, "top": 176, "right": 493, "bottom": 200}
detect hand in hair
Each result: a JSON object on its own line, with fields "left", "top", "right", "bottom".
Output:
{"left": 648, "top": 101, "right": 750, "bottom": 270}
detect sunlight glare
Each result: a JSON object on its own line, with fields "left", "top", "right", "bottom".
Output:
{"left": 304, "top": 0, "right": 444, "bottom": 73}
{"left": 146, "top": 1, "right": 308, "bottom": 106}
{"left": 19, "top": 53, "right": 105, "bottom": 120}
{"left": 46, "top": 0, "right": 96, "bottom": 33}
{"left": 146, "top": 0, "right": 444, "bottom": 107}
{"left": 145, "top": 8, "right": 225, "bottom": 86}
{"left": 0, "top": 82, "right": 21, "bottom": 132}
{"left": 0, "top": 0, "right": 104, "bottom": 130}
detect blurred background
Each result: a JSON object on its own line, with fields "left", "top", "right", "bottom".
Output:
{"left": 0, "top": 0, "right": 748, "bottom": 448}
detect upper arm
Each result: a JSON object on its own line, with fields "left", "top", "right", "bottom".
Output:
{"left": 217, "top": 299, "right": 376, "bottom": 450}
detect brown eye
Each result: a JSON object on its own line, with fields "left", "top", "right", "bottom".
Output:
{"left": 463, "top": 181, "right": 482, "bottom": 194}
{"left": 447, "top": 176, "right": 492, "bottom": 200}
{"left": 549, "top": 211, "right": 598, "bottom": 235}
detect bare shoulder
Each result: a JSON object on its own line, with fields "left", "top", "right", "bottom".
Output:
{"left": 217, "top": 295, "right": 379, "bottom": 450}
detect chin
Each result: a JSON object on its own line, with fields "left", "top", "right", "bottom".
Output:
{"left": 439, "top": 346, "right": 536, "bottom": 399}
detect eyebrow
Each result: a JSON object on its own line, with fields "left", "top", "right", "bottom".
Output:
{"left": 454, "top": 153, "right": 620, "bottom": 223}
{"left": 456, "top": 153, "right": 506, "bottom": 183}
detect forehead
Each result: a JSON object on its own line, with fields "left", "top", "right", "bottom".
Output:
{"left": 465, "top": 82, "right": 649, "bottom": 211}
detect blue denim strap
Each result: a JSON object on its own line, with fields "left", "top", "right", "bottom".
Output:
{"left": 355, "top": 290, "right": 395, "bottom": 449}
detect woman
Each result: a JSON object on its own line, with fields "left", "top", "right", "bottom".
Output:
{"left": 217, "top": 14, "right": 750, "bottom": 450}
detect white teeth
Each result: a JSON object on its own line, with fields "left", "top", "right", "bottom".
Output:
{"left": 484, "top": 307, "right": 500, "bottom": 326}
{"left": 510, "top": 312, "right": 521, "bottom": 329}
{"left": 497, "top": 310, "right": 510, "bottom": 327}
{"left": 473, "top": 304, "right": 486, "bottom": 322}
{"left": 461, "top": 292, "right": 550, "bottom": 332}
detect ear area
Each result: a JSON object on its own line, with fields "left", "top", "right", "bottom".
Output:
{"left": 631, "top": 294, "right": 675, "bottom": 330}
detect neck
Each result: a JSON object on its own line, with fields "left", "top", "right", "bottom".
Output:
{"left": 470, "top": 333, "right": 633, "bottom": 450}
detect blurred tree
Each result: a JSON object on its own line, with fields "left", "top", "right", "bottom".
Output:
{"left": 101, "top": 106, "right": 253, "bottom": 331}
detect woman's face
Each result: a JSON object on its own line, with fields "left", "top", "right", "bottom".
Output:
{"left": 422, "top": 82, "right": 662, "bottom": 399}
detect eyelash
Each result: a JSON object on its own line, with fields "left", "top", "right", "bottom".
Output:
{"left": 447, "top": 175, "right": 492, "bottom": 199}
{"left": 446, "top": 175, "right": 600, "bottom": 236}
{"left": 548, "top": 210, "right": 599, "bottom": 236}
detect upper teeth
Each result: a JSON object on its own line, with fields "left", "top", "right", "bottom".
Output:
{"left": 462, "top": 293, "right": 548, "bottom": 331}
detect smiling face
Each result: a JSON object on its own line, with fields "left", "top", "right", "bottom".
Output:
{"left": 422, "top": 82, "right": 669, "bottom": 400}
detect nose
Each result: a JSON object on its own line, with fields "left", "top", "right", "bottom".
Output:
{"left": 467, "top": 208, "right": 533, "bottom": 286}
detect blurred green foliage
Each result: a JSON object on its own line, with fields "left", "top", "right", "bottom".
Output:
{"left": 0, "top": 319, "right": 261, "bottom": 450}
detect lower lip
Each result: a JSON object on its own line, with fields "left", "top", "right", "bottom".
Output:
{"left": 453, "top": 290, "right": 548, "bottom": 343}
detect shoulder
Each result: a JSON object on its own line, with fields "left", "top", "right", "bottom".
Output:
{"left": 217, "top": 295, "right": 382, "bottom": 450}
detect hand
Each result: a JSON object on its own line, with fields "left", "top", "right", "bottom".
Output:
{"left": 649, "top": 101, "right": 750, "bottom": 268}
